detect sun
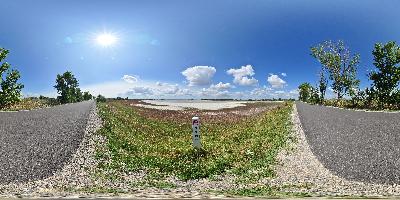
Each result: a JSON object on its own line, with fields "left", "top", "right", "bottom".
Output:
{"left": 96, "top": 33, "right": 118, "bottom": 47}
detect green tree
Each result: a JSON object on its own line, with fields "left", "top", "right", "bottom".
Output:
{"left": 96, "top": 94, "right": 106, "bottom": 102}
{"left": 368, "top": 41, "right": 400, "bottom": 108}
{"left": 54, "top": 71, "right": 82, "bottom": 104}
{"left": 318, "top": 69, "right": 328, "bottom": 103}
{"left": 82, "top": 91, "right": 93, "bottom": 100}
{"left": 0, "top": 48, "right": 24, "bottom": 108}
{"left": 298, "top": 82, "right": 312, "bottom": 102}
{"left": 311, "top": 40, "right": 360, "bottom": 99}
{"left": 309, "top": 85, "right": 320, "bottom": 104}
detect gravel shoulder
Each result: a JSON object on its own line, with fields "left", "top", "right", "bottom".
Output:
{"left": 267, "top": 103, "right": 400, "bottom": 197}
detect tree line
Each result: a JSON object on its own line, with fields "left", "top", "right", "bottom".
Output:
{"left": 299, "top": 41, "right": 400, "bottom": 110}
{"left": 0, "top": 47, "right": 106, "bottom": 108}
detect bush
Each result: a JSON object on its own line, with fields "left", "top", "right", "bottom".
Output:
{"left": 83, "top": 91, "right": 93, "bottom": 101}
{"left": 96, "top": 94, "right": 106, "bottom": 103}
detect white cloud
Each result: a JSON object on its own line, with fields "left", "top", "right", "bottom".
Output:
{"left": 227, "top": 65, "right": 258, "bottom": 86}
{"left": 154, "top": 82, "right": 183, "bottom": 95}
{"left": 156, "top": 81, "right": 163, "bottom": 86}
{"left": 181, "top": 66, "right": 216, "bottom": 86}
{"left": 250, "top": 86, "right": 273, "bottom": 96}
{"left": 267, "top": 74, "right": 286, "bottom": 88}
{"left": 289, "top": 89, "right": 298, "bottom": 95}
{"left": 161, "top": 84, "right": 179, "bottom": 95}
{"left": 122, "top": 75, "right": 138, "bottom": 83}
{"left": 281, "top": 73, "right": 287, "bottom": 77}
{"left": 201, "top": 88, "right": 231, "bottom": 98}
{"left": 81, "top": 81, "right": 132, "bottom": 98}
{"left": 209, "top": 82, "right": 232, "bottom": 91}
{"left": 200, "top": 82, "right": 234, "bottom": 98}
{"left": 126, "top": 86, "right": 154, "bottom": 95}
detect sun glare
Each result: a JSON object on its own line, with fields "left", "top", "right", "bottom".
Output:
{"left": 96, "top": 33, "right": 118, "bottom": 47}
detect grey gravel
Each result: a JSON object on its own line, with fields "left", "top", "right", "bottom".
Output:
{"left": 296, "top": 102, "right": 400, "bottom": 184}
{"left": 0, "top": 101, "right": 94, "bottom": 184}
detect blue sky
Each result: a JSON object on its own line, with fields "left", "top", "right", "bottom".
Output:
{"left": 0, "top": 0, "right": 399, "bottom": 99}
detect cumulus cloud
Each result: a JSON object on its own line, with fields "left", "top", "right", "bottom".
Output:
{"left": 122, "top": 75, "right": 138, "bottom": 83}
{"left": 250, "top": 86, "right": 273, "bottom": 96}
{"left": 181, "top": 66, "right": 216, "bottom": 86}
{"left": 289, "top": 89, "right": 298, "bottom": 95}
{"left": 126, "top": 86, "right": 154, "bottom": 95}
{"left": 155, "top": 81, "right": 163, "bottom": 86}
{"left": 200, "top": 82, "right": 234, "bottom": 98}
{"left": 152, "top": 82, "right": 196, "bottom": 97}
{"left": 227, "top": 65, "right": 258, "bottom": 86}
{"left": 281, "top": 73, "right": 287, "bottom": 77}
{"left": 209, "top": 82, "right": 232, "bottom": 91}
{"left": 201, "top": 88, "right": 231, "bottom": 98}
{"left": 267, "top": 74, "right": 286, "bottom": 88}
{"left": 162, "top": 84, "right": 180, "bottom": 95}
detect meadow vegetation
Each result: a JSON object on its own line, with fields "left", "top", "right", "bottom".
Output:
{"left": 1, "top": 97, "right": 60, "bottom": 111}
{"left": 94, "top": 100, "right": 293, "bottom": 193}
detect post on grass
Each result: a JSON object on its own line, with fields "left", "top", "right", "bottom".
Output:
{"left": 192, "top": 116, "right": 201, "bottom": 149}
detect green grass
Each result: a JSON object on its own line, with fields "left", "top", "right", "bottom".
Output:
{"left": 0, "top": 98, "right": 59, "bottom": 111}
{"left": 95, "top": 101, "right": 293, "bottom": 183}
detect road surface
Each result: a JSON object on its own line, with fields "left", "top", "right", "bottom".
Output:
{"left": 296, "top": 102, "right": 400, "bottom": 184}
{"left": 0, "top": 101, "right": 94, "bottom": 184}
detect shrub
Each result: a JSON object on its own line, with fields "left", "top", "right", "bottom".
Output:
{"left": 96, "top": 94, "right": 106, "bottom": 102}
{"left": 83, "top": 91, "right": 93, "bottom": 100}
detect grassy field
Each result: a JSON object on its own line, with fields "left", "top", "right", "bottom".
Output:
{"left": 95, "top": 100, "right": 293, "bottom": 195}
{"left": 0, "top": 98, "right": 59, "bottom": 111}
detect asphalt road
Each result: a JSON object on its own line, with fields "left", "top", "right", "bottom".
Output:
{"left": 0, "top": 101, "right": 94, "bottom": 184}
{"left": 296, "top": 102, "right": 400, "bottom": 184}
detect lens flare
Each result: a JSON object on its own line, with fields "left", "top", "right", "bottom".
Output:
{"left": 96, "top": 33, "right": 117, "bottom": 47}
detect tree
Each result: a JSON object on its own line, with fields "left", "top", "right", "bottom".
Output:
{"left": 96, "top": 94, "right": 106, "bottom": 102}
{"left": 309, "top": 85, "right": 320, "bottom": 104}
{"left": 82, "top": 91, "right": 93, "bottom": 101}
{"left": 54, "top": 71, "right": 82, "bottom": 104}
{"left": 0, "top": 48, "right": 24, "bottom": 108}
{"left": 76, "top": 88, "right": 83, "bottom": 102}
{"left": 298, "top": 82, "right": 312, "bottom": 102}
{"left": 318, "top": 69, "right": 328, "bottom": 103}
{"left": 368, "top": 41, "right": 400, "bottom": 108}
{"left": 311, "top": 40, "right": 360, "bottom": 99}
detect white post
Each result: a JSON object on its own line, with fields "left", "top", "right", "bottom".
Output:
{"left": 192, "top": 116, "right": 201, "bottom": 149}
